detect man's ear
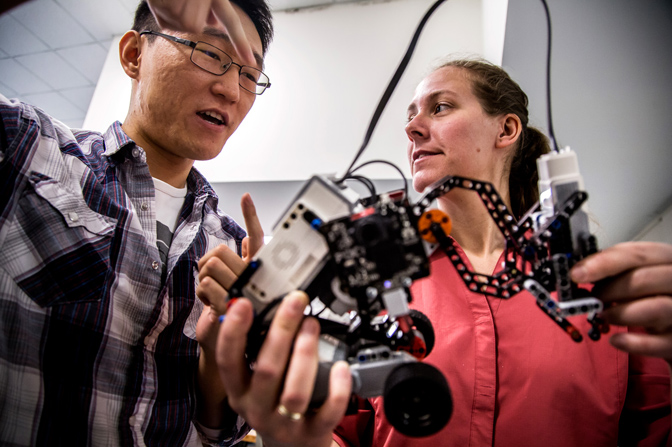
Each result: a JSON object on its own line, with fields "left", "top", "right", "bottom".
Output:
{"left": 119, "top": 30, "right": 142, "bottom": 80}
{"left": 495, "top": 113, "right": 523, "bottom": 149}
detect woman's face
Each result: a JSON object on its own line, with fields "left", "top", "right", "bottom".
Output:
{"left": 406, "top": 66, "right": 503, "bottom": 193}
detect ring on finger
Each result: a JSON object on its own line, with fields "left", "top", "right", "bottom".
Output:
{"left": 277, "top": 403, "right": 303, "bottom": 421}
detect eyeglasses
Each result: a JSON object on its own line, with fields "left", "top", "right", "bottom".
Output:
{"left": 140, "top": 30, "right": 271, "bottom": 95}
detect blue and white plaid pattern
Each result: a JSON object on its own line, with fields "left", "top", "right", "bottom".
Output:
{"left": 0, "top": 95, "right": 249, "bottom": 446}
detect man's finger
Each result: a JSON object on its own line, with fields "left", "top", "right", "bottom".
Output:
{"left": 217, "top": 298, "right": 255, "bottom": 399}
{"left": 241, "top": 193, "right": 264, "bottom": 260}
{"left": 196, "top": 275, "right": 231, "bottom": 315}
{"left": 309, "top": 361, "right": 352, "bottom": 432}
{"left": 279, "top": 317, "right": 320, "bottom": 414}
{"left": 249, "top": 292, "right": 309, "bottom": 404}
{"left": 196, "top": 305, "right": 221, "bottom": 351}
{"left": 198, "top": 244, "right": 247, "bottom": 277}
{"left": 178, "top": 0, "right": 211, "bottom": 33}
{"left": 198, "top": 245, "right": 247, "bottom": 293}
{"left": 210, "top": 0, "right": 256, "bottom": 65}
{"left": 147, "top": 0, "right": 208, "bottom": 34}
{"left": 242, "top": 237, "right": 251, "bottom": 261}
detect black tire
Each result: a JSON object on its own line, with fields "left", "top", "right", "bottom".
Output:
{"left": 408, "top": 309, "right": 435, "bottom": 356}
{"left": 383, "top": 362, "right": 452, "bottom": 437}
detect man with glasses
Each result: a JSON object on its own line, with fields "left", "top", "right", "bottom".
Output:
{"left": 0, "top": 0, "right": 270, "bottom": 445}
{"left": 138, "top": 30, "right": 271, "bottom": 95}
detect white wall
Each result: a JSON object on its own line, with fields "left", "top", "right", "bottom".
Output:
{"left": 83, "top": 35, "right": 125, "bottom": 132}
{"left": 85, "top": 0, "right": 504, "bottom": 183}
{"left": 85, "top": 0, "right": 672, "bottom": 248}
{"left": 634, "top": 204, "right": 672, "bottom": 244}
{"left": 502, "top": 0, "right": 672, "bottom": 246}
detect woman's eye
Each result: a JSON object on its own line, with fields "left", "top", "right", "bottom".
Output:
{"left": 434, "top": 103, "right": 451, "bottom": 113}
{"left": 406, "top": 114, "right": 416, "bottom": 123}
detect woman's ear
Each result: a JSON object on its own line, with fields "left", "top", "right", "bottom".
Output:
{"left": 495, "top": 113, "right": 523, "bottom": 149}
{"left": 119, "top": 30, "right": 142, "bottom": 80}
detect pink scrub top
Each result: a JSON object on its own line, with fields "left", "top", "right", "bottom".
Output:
{"left": 334, "top": 244, "right": 671, "bottom": 447}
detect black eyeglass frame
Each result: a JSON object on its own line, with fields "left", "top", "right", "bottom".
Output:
{"left": 139, "top": 30, "right": 271, "bottom": 95}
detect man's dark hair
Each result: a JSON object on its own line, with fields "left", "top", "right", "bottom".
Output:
{"left": 132, "top": 0, "right": 273, "bottom": 56}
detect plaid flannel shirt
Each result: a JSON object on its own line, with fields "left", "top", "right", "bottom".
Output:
{"left": 0, "top": 95, "right": 249, "bottom": 446}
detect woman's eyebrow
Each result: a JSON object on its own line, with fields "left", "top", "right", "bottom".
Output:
{"left": 407, "top": 89, "right": 457, "bottom": 115}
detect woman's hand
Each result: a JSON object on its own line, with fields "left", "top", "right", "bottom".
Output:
{"left": 571, "top": 241, "right": 672, "bottom": 364}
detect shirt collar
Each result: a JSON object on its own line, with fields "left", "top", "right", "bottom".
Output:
{"left": 102, "top": 121, "right": 135, "bottom": 157}
{"left": 102, "top": 121, "right": 219, "bottom": 204}
{"left": 187, "top": 165, "right": 218, "bottom": 201}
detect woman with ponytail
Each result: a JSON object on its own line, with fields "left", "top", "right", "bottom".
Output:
{"left": 205, "top": 58, "right": 671, "bottom": 447}
{"left": 331, "top": 59, "right": 671, "bottom": 446}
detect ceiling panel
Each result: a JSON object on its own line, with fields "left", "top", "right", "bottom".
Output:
{"left": 0, "top": 14, "right": 49, "bottom": 56}
{"left": 0, "top": 81, "right": 19, "bottom": 98}
{"left": 57, "top": 0, "right": 134, "bottom": 41}
{"left": 60, "top": 85, "right": 96, "bottom": 116}
{"left": 0, "top": 0, "right": 376, "bottom": 128}
{"left": 16, "top": 51, "right": 90, "bottom": 90}
{"left": 10, "top": 0, "right": 95, "bottom": 49}
{"left": 269, "top": 0, "right": 360, "bottom": 11}
{"left": 0, "top": 57, "right": 52, "bottom": 94}
{"left": 57, "top": 42, "right": 110, "bottom": 83}
{"left": 22, "top": 90, "right": 84, "bottom": 119}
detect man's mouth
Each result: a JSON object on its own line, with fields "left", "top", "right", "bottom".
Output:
{"left": 198, "top": 111, "right": 226, "bottom": 126}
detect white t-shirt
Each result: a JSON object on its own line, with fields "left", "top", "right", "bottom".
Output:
{"left": 153, "top": 177, "right": 187, "bottom": 280}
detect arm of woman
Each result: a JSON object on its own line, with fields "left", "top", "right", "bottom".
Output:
{"left": 571, "top": 241, "right": 672, "bottom": 444}
{"left": 570, "top": 241, "right": 672, "bottom": 363}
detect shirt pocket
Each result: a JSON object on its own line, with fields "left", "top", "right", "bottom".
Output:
{"left": 7, "top": 172, "right": 117, "bottom": 307}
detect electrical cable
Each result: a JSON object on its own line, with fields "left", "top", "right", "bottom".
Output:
{"left": 336, "top": 0, "right": 558, "bottom": 188}
{"left": 540, "top": 0, "right": 558, "bottom": 152}
{"left": 344, "top": 175, "right": 378, "bottom": 198}
{"left": 338, "top": 0, "right": 558, "bottom": 177}
{"left": 349, "top": 159, "right": 409, "bottom": 199}
{"left": 338, "top": 0, "right": 447, "bottom": 182}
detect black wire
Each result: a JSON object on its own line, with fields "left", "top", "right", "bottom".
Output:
{"left": 349, "top": 159, "right": 409, "bottom": 199}
{"left": 344, "top": 175, "right": 377, "bottom": 198}
{"left": 540, "top": 0, "right": 558, "bottom": 152}
{"left": 338, "top": 0, "right": 447, "bottom": 182}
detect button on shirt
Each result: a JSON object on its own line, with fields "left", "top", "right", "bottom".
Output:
{"left": 0, "top": 96, "right": 249, "bottom": 446}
